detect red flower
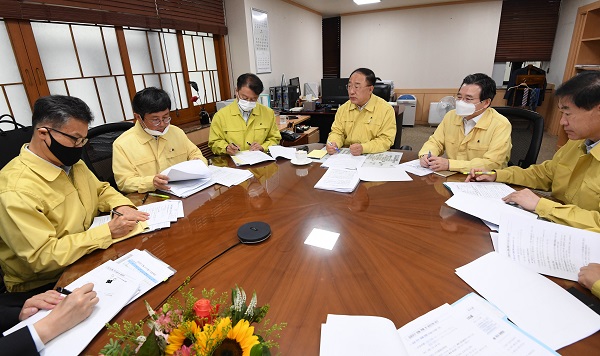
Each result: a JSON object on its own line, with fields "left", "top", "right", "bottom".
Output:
{"left": 191, "top": 95, "right": 199, "bottom": 103}
{"left": 193, "top": 299, "right": 213, "bottom": 326}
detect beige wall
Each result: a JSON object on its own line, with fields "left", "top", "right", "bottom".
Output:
{"left": 341, "top": 1, "right": 503, "bottom": 88}
{"left": 223, "top": 0, "right": 322, "bottom": 96}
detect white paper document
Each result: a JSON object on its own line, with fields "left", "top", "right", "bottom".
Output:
{"left": 456, "top": 252, "right": 600, "bottom": 350}
{"left": 163, "top": 166, "right": 253, "bottom": 198}
{"left": 114, "top": 249, "right": 176, "bottom": 302}
{"left": 160, "top": 160, "right": 211, "bottom": 181}
{"left": 398, "top": 159, "right": 434, "bottom": 176}
{"left": 362, "top": 151, "right": 403, "bottom": 167}
{"left": 268, "top": 145, "right": 297, "bottom": 160}
{"left": 321, "top": 149, "right": 367, "bottom": 170}
{"left": 314, "top": 168, "right": 360, "bottom": 193}
{"left": 90, "top": 200, "right": 184, "bottom": 232}
{"left": 445, "top": 193, "right": 538, "bottom": 226}
{"left": 320, "top": 293, "right": 556, "bottom": 356}
{"left": 231, "top": 150, "right": 275, "bottom": 166}
{"left": 443, "top": 182, "right": 516, "bottom": 199}
{"left": 496, "top": 214, "right": 600, "bottom": 281}
{"left": 4, "top": 261, "right": 140, "bottom": 356}
{"left": 357, "top": 166, "right": 412, "bottom": 182}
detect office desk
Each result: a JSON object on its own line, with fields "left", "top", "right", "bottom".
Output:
{"left": 280, "top": 110, "right": 336, "bottom": 143}
{"left": 58, "top": 149, "right": 599, "bottom": 355}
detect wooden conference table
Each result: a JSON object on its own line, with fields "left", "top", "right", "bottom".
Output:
{"left": 58, "top": 147, "right": 600, "bottom": 355}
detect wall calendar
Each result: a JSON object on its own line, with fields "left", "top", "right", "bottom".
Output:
{"left": 251, "top": 8, "right": 272, "bottom": 74}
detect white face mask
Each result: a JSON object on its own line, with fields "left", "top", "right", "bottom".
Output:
{"left": 238, "top": 99, "right": 257, "bottom": 112}
{"left": 141, "top": 120, "right": 170, "bottom": 137}
{"left": 455, "top": 100, "right": 485, "bottom": 117}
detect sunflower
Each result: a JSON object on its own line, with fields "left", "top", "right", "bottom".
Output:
{"left": 213, "top": 319, "right": 259, "bottom": 356}
{"left": 195, "top": 317, "right": 232, "bottom": 355}
{"left": 165, "top": 321, "right": 199, "bottom": 355}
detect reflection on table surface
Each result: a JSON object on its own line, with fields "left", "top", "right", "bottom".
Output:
{"left": 58, "top": 148, "right": 600, "bottom": 355}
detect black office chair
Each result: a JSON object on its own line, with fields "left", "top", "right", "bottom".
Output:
{"left": 493, "top": 107, "right": 544, "bottom": 168}
{"left": 0, "top": 114, "right": 32, "bottom": 169}
{"left": 393, "top": 105, "right": 412, "bottom": 150}
{"left": 82, "top": 121, "right": 134, "bottom": 189}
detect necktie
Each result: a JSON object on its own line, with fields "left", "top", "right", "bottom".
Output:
{"left": 522, "top": 87, "right": 529, "bottom": 107}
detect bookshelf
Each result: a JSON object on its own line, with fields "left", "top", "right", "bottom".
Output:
{"left": 558, "top": 1, "right": 600, "bottom": 146}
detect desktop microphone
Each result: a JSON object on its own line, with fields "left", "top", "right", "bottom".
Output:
{"left": 237, "top": 221, "right": 271, "bottom": 244}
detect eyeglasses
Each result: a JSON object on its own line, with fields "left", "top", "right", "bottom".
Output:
{"left": 346, "top": 84, "right": 371, "bottom": 92}
{"left": 42, "top": 127, "right": 88, "bottom": 146}
{"left": 454, "top": 96, "right": 481, "bottom": 104}
{"left": 145, "top": 116, "right": 172, "bottom": 127}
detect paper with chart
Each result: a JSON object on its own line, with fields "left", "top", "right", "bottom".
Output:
{"left": 231, "top": 150, "right": 275, "bottom": 166}
{"left": 357, "top": 166, "right": 412, "bottom": 182}
{"left": 445, "top": 193, "right": 537, "bottom": 226}
{"left": 268, "top": 145, "right": 296, "bottom": 160}
{"left": 444, "top": 182, "right": 516, "bottom": 199}
{"left": 114, "top": 249, "right": 176, "bottom": 302}
{"left": 398, "top": 158, "right": 434, "bottom": 176}
{"left": 4, "top": 261, "right": 139, "bottom": 356}
{"left": 456, "top": 252, "right": 600, "bottom": 350}
{"left": 496, "top": 214, "right": 600, "bottom": 281}
{"left": 314, "top": 168, "right": 360, "bottom": 193}
{"left": 160, "top": 160, "right": 211, "bottom": 181}
{"left": 321, "top": 149, "right": 367, "bottom": 170}
{"left": 320, "top": 292, "right": 556, "bottom": 356}
{"left": 362, "top": 151, "right": 403, "bottom": 167}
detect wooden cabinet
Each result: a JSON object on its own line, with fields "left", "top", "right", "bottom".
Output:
{"left": 558, "top": 1, "right": 600, "bottom": 146}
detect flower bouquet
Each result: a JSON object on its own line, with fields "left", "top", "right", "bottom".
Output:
{"left": 100, "top": 283, "right": 286, "bottom": 356}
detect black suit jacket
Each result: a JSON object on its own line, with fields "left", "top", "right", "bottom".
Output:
{"left": 0, "top": 326, "right": 39, "bottom": 356}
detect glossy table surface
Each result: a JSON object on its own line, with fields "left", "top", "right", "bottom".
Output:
{"left": 58, "top": 148, "right": 600, "bottom": 355}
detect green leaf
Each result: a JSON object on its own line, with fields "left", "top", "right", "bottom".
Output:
{"left": 250, "top": 343, "right": 263, "bottom": 356}
{"left": 137, "top": 327, "right": 162, "bottom": 356}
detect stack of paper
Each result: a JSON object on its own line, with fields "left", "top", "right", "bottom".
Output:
{"left": 90, "top": 200, "right": 184, "bottom": 232}
{"left": 231, "top": 150, "right": 275, "bottom": 166}
{"left": 320, "top": 293, "right": 557, "bottom": 355}
{"left": 160, "top": 160, "right": 211, "bottom": 181}
{"left": 3, "top": 249, "right": 175, "bottom": 355}
{"left": 164, "top": 166, "right": 253, "bottom": 198}
{"left": 456, "top": 252, "right": 600, "bottom": 350}
{"left": 445, "top": 192, "right": 537, "bottom": 226}
{"left": 314, "top": 168, "right": 360, "bottom": 193}
{"left": 320, "top": 149, "right": 366, "bottom": 170}
{"left": 362, "top": 151, "right": 403, "bottom": 167}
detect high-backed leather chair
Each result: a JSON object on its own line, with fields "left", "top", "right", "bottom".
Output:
{"left": 0, "top": 114, "right": 32, "bottom": 170}
{"left": 493, "top": 107, "right": 544, "bottom": 168}
{"left": 82, "top": 122, "right": 134, "bottom": 189}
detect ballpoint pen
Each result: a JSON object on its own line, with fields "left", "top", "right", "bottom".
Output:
{"left": 461, "top": 171, "right": 496, "bottom": 175}
{"left": 110, "top": 209, "right": 124, "bottom": 218}
{"left": 428, "top": 150, "right": 432, "bottom": 159}
{"left": 141, "top": 192, "right": 149, "bottom": 204}
{"left": 327, "top": 141, "right": 341, "bottom": 153}
{"left": 55, "top": 286, "right": 72, "bottom": 295}
{"left": 149, "top": 192, "right": 170, "bottom": 199}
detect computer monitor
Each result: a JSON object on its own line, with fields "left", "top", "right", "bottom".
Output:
{"left": 321, "top": 78, "right": 349, "bottom": 106}
{"left": 373, "top": 82, "right": 392, "bottom": 101}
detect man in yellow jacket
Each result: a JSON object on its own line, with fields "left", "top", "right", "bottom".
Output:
{"left": 0, "top": 95, "right": 148, "bottom": 293}
{"left": 113, "top": 87, "right": 207, "bottom": 193}
{"left": 419, "top": 73, "right": 512, "bottom": 172}
{"left": 209, "top": 73, "right": 281, "bottom": 155}
{"left": 326, "top": 68, "right": 396, "bottom": 156}
{"left": 467, "top": 70, "right": 600, "bottom": 232}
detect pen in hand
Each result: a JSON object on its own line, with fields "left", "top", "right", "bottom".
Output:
{"left": 461, "top": 171, "right": 496, "bottom": 175}
{"left": 141, "top": 193, "right": 149, "bottom": 204}
{"left": 110, "top": 209, "right": 123, "bottom": 218}
{"left": 327, "top": 141, "right": 341, "bottom": 153}
{"left": 55, "top": 286, "right": 72, "bottom": 295}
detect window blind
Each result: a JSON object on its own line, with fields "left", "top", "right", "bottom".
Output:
{"left": 495, "top": 0, "right": 561, "bottom": 62}
{"left": 0, "top": 0, "right": 227, "bottom": 35}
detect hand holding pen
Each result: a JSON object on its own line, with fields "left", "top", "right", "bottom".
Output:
{"left": 247, "top": 141, "right": 264, "bottom": 151}
{"left": 107, "top": 206, "right": 148, "bottom": 239}
{"left": 464, "top": 168, "right": 497, "bottom": 182}
{"left": 326, "top": 141, "right": 340, "bottom": 155}
{"left": 226, "top": 142, "right": 241, "bottom": 155}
